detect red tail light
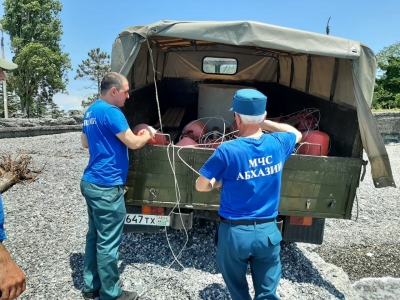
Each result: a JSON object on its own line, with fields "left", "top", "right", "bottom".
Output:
{"left": 142, "top": 206, "right": 164, "bottom": 215}
{"left": 289, "top": 216, "right": 313, "bottom": 226}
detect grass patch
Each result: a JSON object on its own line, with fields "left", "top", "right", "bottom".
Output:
{"left": 371, "top": 109, "right": 400, "bottom": 113}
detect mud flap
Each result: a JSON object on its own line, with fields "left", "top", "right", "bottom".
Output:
{"left": 282, "top": 217, "right": 325, "bottom": 245}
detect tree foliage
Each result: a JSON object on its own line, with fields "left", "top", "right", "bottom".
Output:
{"left": 373, "top": 42, "right": 400, "bottom": 110}
{"left": 81, "top": 93, "right": 98, "bottom": 111}
{"left": 376, "top": 56, "right": 400, "bottom": 95}
{"left": 376, "top": 42, "right": 400, "bottom": 70}
{"left": 75, "top": 48, "right": 111, "bottom": 109}
{"left": 1, "top": 0, "right": 71, "bottom": 117}
{"left": 48, "top": 101, "right": 63, "bottom": 118}
{"left": 372, "top": 85, "right": 400, "bottom": 110}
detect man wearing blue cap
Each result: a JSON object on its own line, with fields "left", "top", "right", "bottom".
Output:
{"left": 196, "top": 89, "right": 301, "bottom": 300}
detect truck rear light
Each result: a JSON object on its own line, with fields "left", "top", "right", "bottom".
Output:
{"left": 289, "top": 216, "right": 313, "bottom": 226}
{"left": 142, "top": 206, "right": 164, "bottom": 215}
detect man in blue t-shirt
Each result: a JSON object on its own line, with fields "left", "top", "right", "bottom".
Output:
{"left": 0, "top": 193, "right": 26, "bottom": 299}
{"left": 196, "top": 89, "right": 302, "bottom": 300}
{"left": 80, "top": 72, "right": 156, "bottom": 300}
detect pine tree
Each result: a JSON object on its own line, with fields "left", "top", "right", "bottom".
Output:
{"left": 75, "top": 48, "right": 111, "bottom": 108}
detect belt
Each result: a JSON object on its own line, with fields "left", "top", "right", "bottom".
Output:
{"left": 220, "top": 217, "right": 275, "bottom": 225}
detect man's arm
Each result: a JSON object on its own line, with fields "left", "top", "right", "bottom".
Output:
{"left": 81, "top": 133, "right": 88, "bottom": 148}
{"left": 116, "top": 127, "right": 156, "bottom": 150}
{"left": 0, "top": 243, "right": 26, "bottom": 300}
{"left": 196, "top": 176, "right": 221, "bottom": 192}
{"left": 261, "top": 120, "right": 302, "bottom": 143}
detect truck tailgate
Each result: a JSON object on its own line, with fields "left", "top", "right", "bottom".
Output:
{"left": 125, "top": 145, "right": 362, "bottom": 219}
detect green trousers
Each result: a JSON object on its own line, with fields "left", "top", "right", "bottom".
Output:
{"left": 80, "top": 180, "right": 126, "bottom": 300}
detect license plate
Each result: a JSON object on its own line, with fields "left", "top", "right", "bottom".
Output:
{"left": 125, "top": 214, "right": 170, "bottom": 226}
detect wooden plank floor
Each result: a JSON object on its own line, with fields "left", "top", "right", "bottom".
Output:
{"left": 155, "top": 107, "right": 186, "bottom": 129}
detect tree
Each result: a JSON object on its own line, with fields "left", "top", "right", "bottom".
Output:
{"left": 373, "top": 42, "right": 400, "bottom": 110}
{"left": 48, "top": 101, "right": 63, "bottom": 118}
{"left": 1, "top": 0, "right": 71, "bottom": 117}
{"left": 75, "top": 48, "right": 111, "bottom": 108}
{"left": 376, "top": 42, "right": 400, "bottom": 70}
{"left": 31, "top": 96, "right": 49, "bottom": 118}
{"left": 81, "top": 93, "right": 98, "bottom": 111}
{"left": 376, "top": 56, "right": 400, "bottom": 95}
{"left": 372, "top": 85, "right": 398, "bottom": 110}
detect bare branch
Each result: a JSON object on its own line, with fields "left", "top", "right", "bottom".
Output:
{"left": 0, "top": 153, "right": 45, "bottom": 192}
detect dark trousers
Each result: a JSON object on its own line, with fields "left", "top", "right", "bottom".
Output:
{"left": 216, "top": 221, "right": 282, "bottom": 300}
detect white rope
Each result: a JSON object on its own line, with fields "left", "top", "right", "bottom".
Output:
{"left": 137, "top": 40, "right": 192, "bottom": 297}
{"left": 141, "top": 37, "right": 325, "bottom": 296}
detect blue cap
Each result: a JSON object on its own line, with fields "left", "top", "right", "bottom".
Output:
{"left": 230, "top": 89, "right": 267, "bottom": 116}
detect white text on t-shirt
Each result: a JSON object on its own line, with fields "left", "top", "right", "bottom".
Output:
{"left": 237, "top": 156, "right": 282, "bottom": 180}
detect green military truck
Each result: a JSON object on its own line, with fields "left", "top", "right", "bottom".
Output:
{"left": 111, "top": 20, "right": 396, "bottom": 244}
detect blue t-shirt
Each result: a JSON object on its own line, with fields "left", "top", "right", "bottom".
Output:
{"left": 82, "top": 100, "right": 130, "bottom": 186}
{"left": 0, "top": 193, "right": 7, "bottom": 241}
{"left": 200, "top": 132, "right": 296, "bottom": 220}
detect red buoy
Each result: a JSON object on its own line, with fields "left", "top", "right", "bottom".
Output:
{"left": 183, "top": 120, "right": 208, "bottom": 140}
{"left": 204, "top": 138, "right": 223, "bottom": 149}
{"left": 132, "top": 123, "right": 169, "bottom": 145}
{"left": 298, "top": 130, "right": 330, "bottom": 156}
{"left": 272, "top": 117, "right": 282, "bottom": 123}
{"left": 176, "top": 137, "right": 199, "bottom": 147}
{"left": 296, "top": 114, "right": 318, "bottom": 131}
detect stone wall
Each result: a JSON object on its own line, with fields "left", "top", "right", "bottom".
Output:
{"left": 373, "top": 112, "right": 400, "bottom": 143}
{"left": 0, "top": 116, "right": 83, "bottom": 139}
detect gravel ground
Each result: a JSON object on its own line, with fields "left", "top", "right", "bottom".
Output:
{"left": 314, "top": 142, "right": 400, "bottom": 282}
{"left": 0, "top": 132, "right": 399, "bottom": 300}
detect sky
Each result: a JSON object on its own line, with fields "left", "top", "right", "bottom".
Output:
{"left": 1, "top": 0, "right": 400, "bottom": 111}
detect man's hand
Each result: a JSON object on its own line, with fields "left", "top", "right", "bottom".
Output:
{"left": 146, "top": 126, "right": 157, "bottom": 138}
{"left": 137, "top": 126, "right": 157, "bottom": 139}
{"left": 196, "top": 176, "right": 222, "bottom": 192}
{"left": 261, "top": 120, "right": 302, "bottom": 143}
{"left": 212, "top": 179, "right": 222, "bottom": 189}
{"left": 0, "top": 243, "right": 26, "bottom": 300}
{"left": 117, "top": 127, "right": 157, "bottom": 150}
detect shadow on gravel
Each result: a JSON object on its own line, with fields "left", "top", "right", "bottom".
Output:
{"left": 281, "top": 242, "right": 345, "bottom": 299}
{"left": 69, "top": 220, "right": 345, "bottom": 299}
{"left": 118, "top": 218, "right": 220, "bottom": 274}
{"left": 70, "top": 252, "right": 84, "bottom": 291}
{"left": 198, "top": 283, "right": 230, "bottom": 299}
{"left": 69, "top": 219, "right": 221, "bottom": 291}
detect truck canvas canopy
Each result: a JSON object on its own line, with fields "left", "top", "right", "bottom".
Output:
{"left": 111, "top": 20, "right": 395, "bottom": 188}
